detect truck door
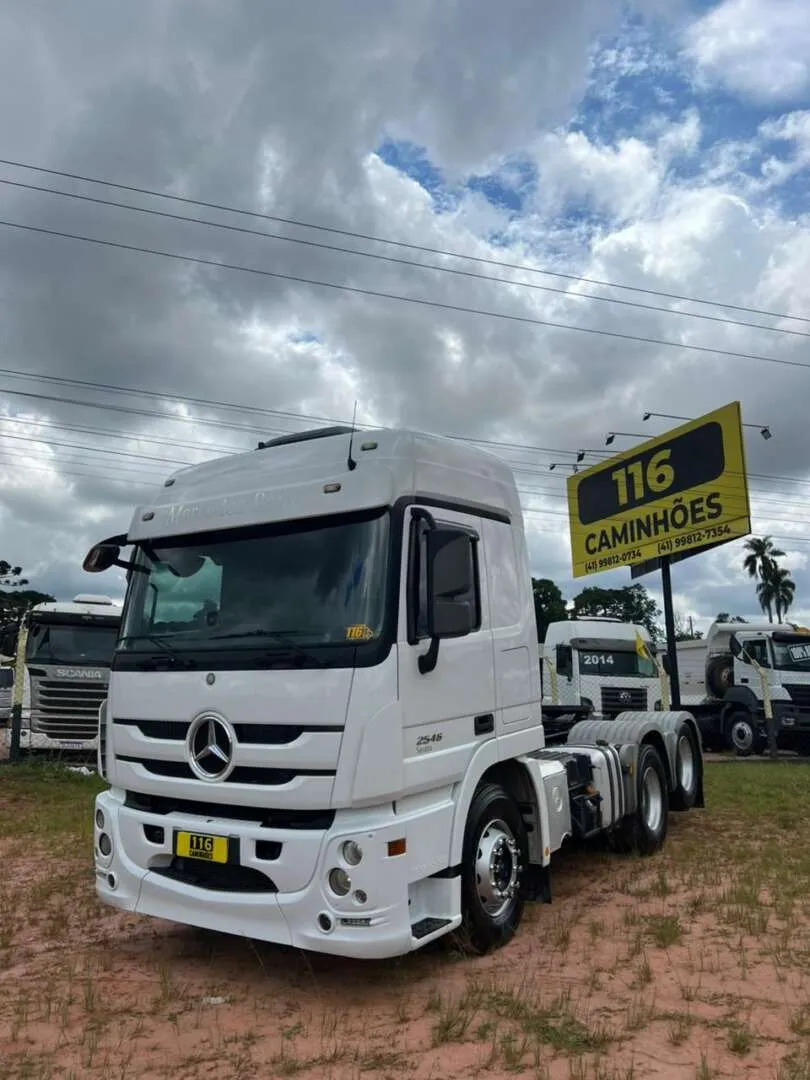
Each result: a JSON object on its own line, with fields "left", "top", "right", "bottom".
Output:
{"left": 398, "top": 506, "right": 496, "bottom": 788}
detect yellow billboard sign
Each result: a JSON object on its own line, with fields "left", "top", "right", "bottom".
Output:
{"left": 567, "top": 401, "right": 751, "bottom": 579}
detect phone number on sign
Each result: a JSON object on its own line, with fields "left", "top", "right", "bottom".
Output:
{"left": 662, "top": 524, "right": 732, "bottom": 552}
{"left": 583, "top": 549, "right": 642, "bottom": 574}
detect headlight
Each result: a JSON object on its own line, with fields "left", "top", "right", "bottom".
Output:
{"left": 328, "top": 868, "right": 351, "bottom": 896}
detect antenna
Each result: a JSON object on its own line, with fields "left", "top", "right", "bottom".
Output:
{"left": 347, "top": 401, "right": 358, "bottom": 471}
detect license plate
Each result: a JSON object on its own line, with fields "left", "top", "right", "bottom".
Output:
{"left": 174, "top": 830, "right": 229, "bottom": 864}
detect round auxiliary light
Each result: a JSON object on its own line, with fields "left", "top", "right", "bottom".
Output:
{"left": 328, "top": 867, "right": 351, "bottom": 897}
{"left": 342, "top": 840, "right": 363, "bottom": 866}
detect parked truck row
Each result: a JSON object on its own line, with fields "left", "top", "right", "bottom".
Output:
{"left": 80, "top": 424, "right": 705, "bottom": 960}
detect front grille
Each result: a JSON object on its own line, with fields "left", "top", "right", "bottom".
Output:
{"left": 784, "top": 685, "right": 810, "bottom": 709}
{"left": 31, "top": 679, "right": 107, "bottom": 740}
{"left": 600, "top": 686, "right": 647, "bottom": 715}
{"left": 117, "top": 755, "right": 333, "bottom": 785}
{"left": 124, "top": 790, "right": 335, "bottom": 829}
{"left": 153, "top": 859, "right": 277, "bottom": 893}
{"left": 113, "top": 718, "right": 341, "bottom": 743}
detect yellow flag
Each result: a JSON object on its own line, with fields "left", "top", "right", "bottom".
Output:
{"left": 635, "top": 631, "right": 650, "bottom": 660}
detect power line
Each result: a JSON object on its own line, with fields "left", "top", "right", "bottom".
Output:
{"left": 0, "top": 430, "right": 191, "bottom": 466}
{"left": 0, "top": 453, "right": 158, "bottom": 487}
{"left": 2, "top": 218, "right": 810, "bottom": 374}
{"left": 0, "top": 413, "right": 238, "bottom": 456}
{"left": 2, "top": 373, "right": 809, "bottom": 495}
{"left": 5, "top": 175, "right": 810, "bottom": 341}
{"left": 3, "top": 156, "right": 808, "bottom": 325}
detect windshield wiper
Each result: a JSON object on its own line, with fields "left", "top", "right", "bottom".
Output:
{"left": 208, "top": 629, "right": 330, "bottom": 668}
{"left": 120, "top": 634, "right": 197, "bottom": 669}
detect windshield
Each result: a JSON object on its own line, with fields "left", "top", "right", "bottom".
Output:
{"left": 772, "top": 640, "right": 810, "bottom": 672}
{"left": 119, "top": 510, "right": 390, "bottom": 652}
{"left": 577, "top": 647, "right": 657, "bottom": 678}
{"left": 26, "top": 622, "right": 120, "bottom": 666}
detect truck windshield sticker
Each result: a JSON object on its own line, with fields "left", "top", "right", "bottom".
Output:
{"left": 788, "top": 643, "right": 810, "bottom": 663}
{"left": 346, "top": 624, "right": 374, "bottom": 641}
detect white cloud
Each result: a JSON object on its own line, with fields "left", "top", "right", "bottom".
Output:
{"left": 684, "top": 0, "right": 810, "bottom": 103}
{"left": 0, "top": 1, "right": 808, "bottom": 634}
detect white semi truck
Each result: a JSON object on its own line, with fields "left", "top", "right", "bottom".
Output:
{"left": 83, "top": 424, "right": 704, "bottom": 960}
{"left": 676, "top": 620, "right": 810, "bottom": 756}
{"left": 541, "top": 618, "right": 662, "bottom": 719}
{"left": 1, "top": 594, "right": 122, "bottom": 753}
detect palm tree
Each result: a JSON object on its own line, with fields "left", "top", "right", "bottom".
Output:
{"left": 756, "top": 577, "right": 776, "bottom": 622}
{"left": 743, "top": 536, "right": 786, "bottom": 623}
{"left": 771, "top": 566, "right": 796, "bottom": 622}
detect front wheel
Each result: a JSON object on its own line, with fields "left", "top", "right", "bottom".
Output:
{"left": 457, "top": 783, "right": 528, "bottom": 954}
{"left": 727, "top": 710, "right": 755, "bottom": 757}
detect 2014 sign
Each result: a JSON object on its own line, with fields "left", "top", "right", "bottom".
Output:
{"left": 566, "top": 402, "right": 751, "bottom": 578}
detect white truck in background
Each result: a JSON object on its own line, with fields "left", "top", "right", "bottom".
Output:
{"left": 1, "top": 594, "right": 122, "bottom": 754}
{"left": 541, "top": 618, "right": 663, "bottom": 721}
{"left": 676, "top": 620, "right": 810, "bottom": 756}
{"left": 83, "top": 424, "right": 704, "bottom": 960}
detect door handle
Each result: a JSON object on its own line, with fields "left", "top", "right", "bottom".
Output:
{"left": 475, "top": 713, "right": 494, "bottom": 735}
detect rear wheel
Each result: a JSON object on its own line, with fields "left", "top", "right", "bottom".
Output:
{"left": 670, "top": 723, "right": 700, "bottom": 811}
{"left": 609, "top": 743, "right": 669, "bottom": 856}
{"left": 457, "top": 783, "right": 528, "bottom": 954}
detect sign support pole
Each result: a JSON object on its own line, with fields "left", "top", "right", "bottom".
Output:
{"left": 660, "top": 556, "right": 681, "bottom": 709}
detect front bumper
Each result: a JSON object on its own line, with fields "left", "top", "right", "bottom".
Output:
{"left": 2, "top": 723, "right": 96, "bottom": 753}
{"left": 93, "top": 789, "right": 459, "bottom": 960}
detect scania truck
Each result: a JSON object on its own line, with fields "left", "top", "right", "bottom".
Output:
{"left": 83, "top": 424, "right": 704, "bottom": 960}
{"left": 2, "top": 594, "right": 122, "bottom": 753}
{"left": 676, "top": 620, "right": 810, "bottom": 756}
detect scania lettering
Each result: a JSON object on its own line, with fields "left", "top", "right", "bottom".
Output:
{"left": 84, "top": 425, "right": 704, "bottom": 960}
{"left": 4, "top": 595, "right": 122, "bottom": 753}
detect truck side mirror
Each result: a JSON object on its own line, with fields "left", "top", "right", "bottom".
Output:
{"left": 0, "top": 629, "right": 17, "bottom": 656}
{"left": 425, "top": 528, "right": 477, "bottom": 640}
{"left": 729, "top": 635, "right": 742, "bottom": 658}
{"left": 556, "top": 644, "right": 573, "bottom": 679}
{"left": 661, "top": 654, "right": 671, "bottom": 676}
{"left": 83, "top": 541, "right": 121, "bottom": 573}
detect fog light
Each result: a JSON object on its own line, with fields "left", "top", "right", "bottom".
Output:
{"left": 98, "top": 832, "right": 112, "bottom": 857}
{"left": 353, "top": 889, "right": 367, "bottom": 905}
{"left": 95, "top": 808, "right": 105, "bottom": 829}
{"left": 328, "top": 867, "right": 351, "bottom": 896}
{"left": 342, "top": 840, "right": 363, "bottom": 866}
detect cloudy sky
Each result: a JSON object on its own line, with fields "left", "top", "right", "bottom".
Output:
{"left": 0, "top": 0, "right": 809, "bottom": 633}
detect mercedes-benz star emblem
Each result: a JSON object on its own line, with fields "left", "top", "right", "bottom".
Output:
{"left": 619, "top": 691, "right": 631, "bottom": 705}
{"left": 186, "top": 713, "right": 236, "bottom": 782}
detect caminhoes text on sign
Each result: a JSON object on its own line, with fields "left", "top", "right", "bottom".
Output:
{"left": 566, "top": 402, "right": 750, "bottom": 578}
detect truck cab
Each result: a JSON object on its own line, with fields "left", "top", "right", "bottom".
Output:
{"left": 4, "top": 594, "right": 122, "bottom": 753}
{"left": 677, "top": 621, "right": 810, "bottom": 755}
{"left": 542, "top": 618, "right": 661, "bottom": 718}
{"left": 82, "top": 424, "right": 703, "bottom": 959}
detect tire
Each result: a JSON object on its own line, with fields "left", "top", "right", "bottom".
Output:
{"left": 706, "top": 655, "right": 734, "bottom": 698}
{"left": 457, "top": 783, "right": 528, "bottom": 955}
{"left": 670, "top": 723, "right": 700, "bottom": 811}
{"left": 610, "top": 743, "right": 669, "bottom": 856}
{"left": 726, "top": 710, "right": 756, "bottom": 757}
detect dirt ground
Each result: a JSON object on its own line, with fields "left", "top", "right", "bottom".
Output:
{"left": 2, "top": 763, "right": 810, "bottom": 1080}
